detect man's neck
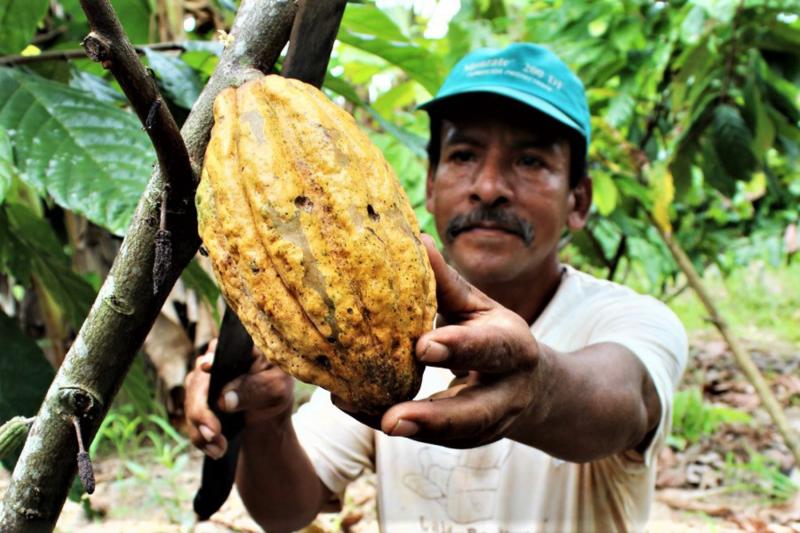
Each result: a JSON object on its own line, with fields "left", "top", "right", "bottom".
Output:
{"left": 471, "top": 258, "right": 565, "bottom": 325}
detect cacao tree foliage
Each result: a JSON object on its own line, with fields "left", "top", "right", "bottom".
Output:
{"left": 0, "top": 0, "right": 798, "bottom": 462}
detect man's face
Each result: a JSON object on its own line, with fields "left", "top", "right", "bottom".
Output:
{"left": 426, "top": 98, "right": 589, "bottom": 287}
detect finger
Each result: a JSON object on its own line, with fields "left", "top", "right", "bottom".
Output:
{"left": 218, "top": 367, "right": 293, "bottom": 414}
{"left": 380, "top": 376, "right": 528, "bottom": 446}
{"left": 184, "top": 367, "right": 228, "bottom": 458}
{"left": 195, "top": 353, "right": 214, "bottom": 372}
{"left": 417, "top": 319, "right": 538, "bottom": 374}
{"left": 421, "top": 235, "right": 491, "bottom": 317}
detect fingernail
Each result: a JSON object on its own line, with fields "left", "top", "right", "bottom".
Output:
{"left": 199, "top": 424, "right": 215, "bottom": 443}
{"left": 390, "top": 419, "right": 419, "bottom": 437}
{"left": 204, "top": 443, "right": 225, "bottom": 460}
{"left": 419, "top": 341, "right": 448, "bottom": 363}
{"left": 223, "top": 390, "right": 239, "bottom": 411}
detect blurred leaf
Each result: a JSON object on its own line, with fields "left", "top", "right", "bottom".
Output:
{"left": 592, "top": 171, "right": 618, "bottom": 216}
{"left": 0, "top": 128, "right": 13, "bottom": 204}
{"left": 3, "top": 203, "right": 96, "bottom": 328}
{"left": 337, "top": 29, "right": 444, "bottom": 94}
{"left": 649, "top": 162, "right": 675, "bottom": 234}
{"left": 0, "top": 0, "right": 49, "bottom": 55}
{"left": 111, "top": 0, "right": 153, "bottom": 44}
{"left": 341, "top": 3, "right": 409, "bottom": 42}
{"left": 373, "top": 80, "right": 419, "bottom": 118}
{"left": 0, "top": 310, "right": 54, "bottom": 470}
{"left": 324, "top": 74, "right": 427, "bottom": 157}
{"left": 712, "top": 104, "right": 759, "bottom": 183}
{"left": 143, "top": 49, "right": 203, "bottom": 110}
{"left": 0, "top": 68, "right": 154, "bottom": 235}
{"left": 680, "top": 5, "right": 707, "bottom": 44}
{"left": 180, "top": 258, "right": 220, "bottom": 321}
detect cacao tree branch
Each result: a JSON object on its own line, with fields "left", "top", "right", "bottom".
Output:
{"left": 0, "top": 1, "right": 298, "bottom": 530}
{"left": 78, "top": 0, "right": 194, "bottom": 204}
{"left": 649, "top": 213, "right": 800, "bottom": 466}
{"left": 631, "top": 141, "right": 800, "bottom": 464}
{"left": 0, "top": 42, "right": 188, "bottom": 66}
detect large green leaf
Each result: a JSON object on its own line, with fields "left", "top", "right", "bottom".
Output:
{"left": 324, "top": 74, "right": 427, "bottom": 158}
{"left": 1, "top": 203, "right": 96, "bottom": 328}
{"left": 338, "top": 31, "right": 444, "bottom": 95}
{"left": 0, "top": 310, "right": 54, "bottom": 470}
{"left": 341, "top": 3, "right": 409, "bottom": 43}
{"left": 111, "top": 0, "right": 153, "bottom": 44}
{"left": 0, "top": 0, "right": 50, "bottom": 54}
{"left": 0, "top": 68, "right": 155, "bottom": 235}
{"left": 143, "top": 49, "right": 203, "bottom": 110}
{"left": 337, "top": 5, "right": 445, "bottom": 95}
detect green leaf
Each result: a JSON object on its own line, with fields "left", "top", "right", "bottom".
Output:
{"left": 0, "top": 0, "right": 49, "bottom": 54}
{"left": 0, "top": 68, "right": 155, "bottom": 235}
{"left": 180, "top": 259, "right": 220, "bottom": 322}
{"left": 341, "top": 3, "right": 409, "bottom": 43}
{"left": 143, "top": 49, "right": 203, "bottom": 110}
{"left": 3, "top": 203, "right": 96, "bottom": 328}
{"left": 324, "top": 74, "right": 427, "bottom": 158}
{"left": 337, "top": 31, "right": 445, "bottom": 95}
{"left": 0, "top": 128, "right": 13, "bottom": 204}
{"left": 592, "top": 171, "right": 618, "bottom": 216}
{"left": 69, "top": 69, "right": 126, "bottom": 104}
{"left": 0, "top": 310, "right": 54, "bottom": 470}
{"left": 372, "top": 80, "right": 420, "bottom": 118}
{"left": 711, "top": 104, "right": 759, "bottom": 183}
{"left": 111, "top": 0, "right": 152, "bottom": 44}
{"left": 742, "top": 80, "right": 776, "bottom": 157}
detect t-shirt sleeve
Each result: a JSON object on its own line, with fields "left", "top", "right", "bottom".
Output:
{"left": 588, "top": 294, "right": 688, "bottom": 466}
{"left": 291, "top": 387, "right": 375, "bottom": 498}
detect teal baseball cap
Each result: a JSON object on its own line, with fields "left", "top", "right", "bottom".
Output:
{"left": 419, "top": 43, "right": 591, "bottom": 153}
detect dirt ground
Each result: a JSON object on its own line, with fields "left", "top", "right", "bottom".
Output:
{"left": 2, "top": 332, "right": 799, "bottom": 532}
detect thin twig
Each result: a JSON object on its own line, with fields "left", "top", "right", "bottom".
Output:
{"left": 0, "top": 41, "right": 188, "bottom": 66}
{"left": 77, "top": 2, "right": 195, "bottom": 204}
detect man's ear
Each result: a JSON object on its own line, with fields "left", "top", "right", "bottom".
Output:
{"left": 567, "top": 176, "right": 592, "bottom": 230}
{"left": 425, "top": 165, "right": 436, "bottom": 213}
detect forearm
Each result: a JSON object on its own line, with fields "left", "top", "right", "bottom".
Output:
{"left": 508, "top": 341, "right": 660, "bottom": 463}
{"left": 236, "top": 415, "right": 333, "bottom": 532}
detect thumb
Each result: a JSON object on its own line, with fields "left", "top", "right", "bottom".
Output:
{"left": 421, "top": 234, "right": 490, "bottom": 317}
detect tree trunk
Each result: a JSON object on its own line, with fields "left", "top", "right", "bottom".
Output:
{"left": 0, "top": 1, "right": 298, "bottom": 530}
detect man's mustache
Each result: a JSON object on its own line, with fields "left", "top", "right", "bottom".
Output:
{"left": 445, "top": 206, "right": 535, "bottom": 246}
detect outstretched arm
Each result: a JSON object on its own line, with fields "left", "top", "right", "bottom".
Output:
{"left": 341, "top": 236, "right": 662, "bottom": 463}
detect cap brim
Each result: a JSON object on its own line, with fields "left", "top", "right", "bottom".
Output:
{"left": 418, "top": 85, "right": 585, "bottom": 139}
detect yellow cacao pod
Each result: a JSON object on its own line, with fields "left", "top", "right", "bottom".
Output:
{"left": 196, "top": 75, "right": 436, "bottom": 413}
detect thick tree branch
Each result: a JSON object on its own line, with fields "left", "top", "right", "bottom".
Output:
{"left": 0, "top": 1, "right": 298, "bottom": 531}
{"left": 0, "top": 42, "right": 187, "bottom": 66}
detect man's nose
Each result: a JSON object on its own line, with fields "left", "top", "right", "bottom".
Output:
{"left": 470, "top": 156, "right": 511, "bottom": 206}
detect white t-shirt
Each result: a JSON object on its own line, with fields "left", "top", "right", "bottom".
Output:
{"left": 293, "top": 265, "right": 688, "bottom": 532}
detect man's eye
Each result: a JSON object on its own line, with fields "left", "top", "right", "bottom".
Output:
{"left": 518, "top": 155, "right": 544, "bottom": 168}
{"left": 450, "top": 150, "right": 475, "bottom": 163}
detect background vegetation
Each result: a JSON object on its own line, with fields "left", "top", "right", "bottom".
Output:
{"left": 0, "top": 0, "right": 798, "bottom": 529}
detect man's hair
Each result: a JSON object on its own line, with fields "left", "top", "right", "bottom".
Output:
{"left": 425, "top": 95, "right": 588, "bottom": 189}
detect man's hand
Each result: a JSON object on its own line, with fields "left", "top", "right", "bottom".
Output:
{"left": 185, "top": 340, "right": 295, "bottom": 459}
{"left": 336, "top": 235, "right": 545, "bottom": 448}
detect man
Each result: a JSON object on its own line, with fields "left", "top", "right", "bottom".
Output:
{"left": 185, "top": 43, "right": 687, "bottom": 532}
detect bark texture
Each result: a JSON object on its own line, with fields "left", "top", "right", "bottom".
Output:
{"left": 0, "top": 1, "right": 298, "bottom": 530}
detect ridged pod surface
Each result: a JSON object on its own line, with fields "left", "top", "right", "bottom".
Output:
{"left": 196, "top": 75, "right": 436, "bottom": 413}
